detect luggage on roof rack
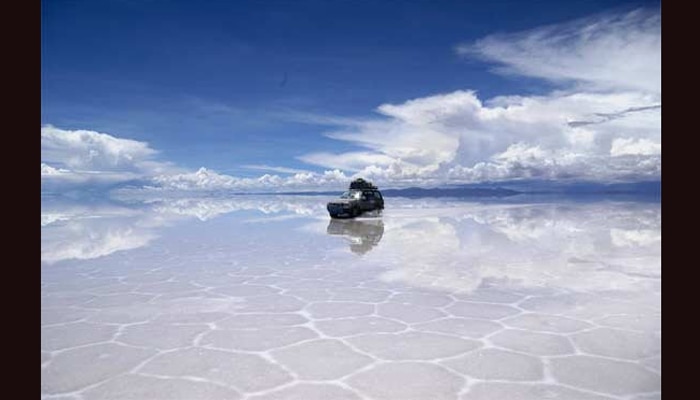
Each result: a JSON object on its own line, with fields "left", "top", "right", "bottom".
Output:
{"left": 349, "top": 178, "right": 377, "bottom": 190}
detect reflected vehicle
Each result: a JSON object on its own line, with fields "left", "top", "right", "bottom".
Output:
{"left": 327, "top": 219, "right": 384, "bottom": 255}
{"left": 327, "top": 178, "right": 384, "bottom": 218}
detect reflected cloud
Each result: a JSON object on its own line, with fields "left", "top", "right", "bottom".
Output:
{"left": 42, "top": 224, "right": 157, "bottom": 264}
{"left": 42, "top": 195, "right": 660, "bottom": 298}
{"left": 40, "top": 202, "right": 157, "bottom": 264}
{"left": 363, "top": 202, "right": 660, "bottom": 293}
{"left": 326, "top": 219, "right": 384, "bottom": 255}
{"left": 147, "top": 197, "right": 324, "bottom": 220}
{"left": 41, "top": 196, "right": 327, "bottom": 264}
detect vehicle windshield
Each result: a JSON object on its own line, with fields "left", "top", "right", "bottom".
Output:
{"left": 340, "top": 190, "right": 362, "bottom": 199}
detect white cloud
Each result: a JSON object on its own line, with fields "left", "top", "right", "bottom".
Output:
{"left": 294, "top": 9, "right": 660, "bottom": 185}
{"left": 42, "top": 125, "right": 159, "bottom": 170}
{"left": 41, "top": 163, "right": 70, "bottom": 176}
{"left": 458, "top": 9, "right": 660, "bottom": 94}
{"left": 610, "top": 138, "right": 661, "bottom": 156}
{"left": 148, "top": 167, "right": 351, "bottom": 192}
{"left": 611, "top": 228, "right": 661, "bottom": 247}
{"left": 40, "top": 125, "right": 355, "bottom": 192}
{"left": 41, "top": 125, "right": 176, "bottom": 186}
{"left": 299, "top": 151, "right": 397, "bottom": 172}
{"left": 41, "top": 9, "right": 660, "bottom": 192}
{"left": 241, "top": 164, "right": 314, "bottom": 175}
{"left": 41, "top": 213, "right": 70, "bottom": 227}
{"left": 299, "top": 88, "right": 660, "bottom": 184}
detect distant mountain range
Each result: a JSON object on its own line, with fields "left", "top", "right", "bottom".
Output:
{"left": 381, "top": 187, "right": 519, "bottom": 198}
{"left": 275, "top": 180, "right": 660, "bottom": 200}
{"left": 451, "top": 179, "right": 661, "bottom": 195}
{"left": 44, "top": 178, "right": 661, "bottom": 202}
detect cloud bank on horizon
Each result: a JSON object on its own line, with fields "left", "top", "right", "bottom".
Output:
{"left": 41, "top": 9, "right": 660, "bottom": 193}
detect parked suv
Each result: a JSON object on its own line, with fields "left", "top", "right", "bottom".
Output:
{"left": 327, "top": 179, "right": 384, "bottom": 218}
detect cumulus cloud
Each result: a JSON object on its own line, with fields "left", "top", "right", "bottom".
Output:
{"left": 148, "top": 167, "right": 350, "bottom": 192}
{"left": 39, "top": 126, "right": 356, "bottom": 192}
{"left": 610, "top": 138, "right": 661, "bottom": 156}
{"left": 294, "top": 9, "right": 660, "bottom": 185}
{"left": 41, "top": 125, "right": 175, "bottom": 185}
{"left": 300, "top": 89, "right": 660, "bottom": 184}
{"left": 41, "top": 163, "right": 69, "bottom": 176}
{"left": 299, "top": 151, "right": 398, "bottom": 172}
{"left": 41, "top": 125, "right": 357, "bottom": 192}
{"left": 42, "top": 125, "right": 158, "bottom": 170}
{"left": 41, "top": 9, "right": 660, "bottom": 192}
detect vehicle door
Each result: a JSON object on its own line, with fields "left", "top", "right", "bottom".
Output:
{"left": 361, "top": 190, "right": 376, "bottom": 210}
{"left": 373, "top": 190, "right": 384, "bottom": 209}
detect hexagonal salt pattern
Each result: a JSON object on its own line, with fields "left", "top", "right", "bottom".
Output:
{"left": 346, "top": 362, "right": 465, "bottom": 400}
{"left": 82, "top": 374, "right": 242, "bottom": 400}
{"left": 489, "top": 329, "right": 575, "bottom": 356}
{"left": 270, "top": 339, "right": 374, "bottom": 380}
{"left": 347, "top": 331, "right": 481, "bottom": 360}
{"left": 442, "top": 348, "right": 545, "bottom": 381}
{"left": 314, "top": 316, "right": 406, "bottom": 337}
{"left": 41, "top": 198, "right": 661, "bottom": 399}
{"left": 570, "top": 328, "right": 660, "bottom": 360}
{"left": 201, "top": 326, "right": 318, "bottom": 351}
{"left": 248, "top": 383, "right": 361, "bottom": 400}
{"left": 463, "top": 382, "right": 617, "bottom": 400}
{"left": 42, "top": 343, "right": 157, "bottom": 394}
{"left": 550, "top": 356, "right": 661, "bottom": 396}
{"left": 137, "top": 348, "right": 293, "bottom": 392}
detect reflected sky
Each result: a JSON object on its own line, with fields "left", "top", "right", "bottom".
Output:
{"left": 42, "top": 195, "right": 660, "bottom": 295}
{"left": 42, "top": 195, "right": 660, "bottom": 398}
{"left": 40, "top": 196, "right": 324, "bottom": 264}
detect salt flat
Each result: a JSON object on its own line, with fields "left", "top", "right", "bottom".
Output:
{"left": 41, "top": 196, "right": 661, "bottom": 399}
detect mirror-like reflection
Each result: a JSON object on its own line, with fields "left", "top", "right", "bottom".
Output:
{"left": 41, "top": 196, "right": 326, "bottom": 264}
{"left": 42, "top": 197, "right": 661, "bottom": 294}
{"left": 42, "top": 195, "right": 660, "bottom": 399}
{"left": 326, "top": 218, "right": 385, "bottom": 255}
{"left": 355, "top": 203, "right": 660, "bottom": 294}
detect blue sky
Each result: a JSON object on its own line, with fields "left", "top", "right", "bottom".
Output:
{"left": 41, "top": 0, "right": 661, "bottom": 191}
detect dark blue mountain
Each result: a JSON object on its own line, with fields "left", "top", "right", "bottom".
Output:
{"left": 464, "top": 180, "right": 661, "bottom": 196}
{"left": 382, "top": 187, "right": 520, "bottom": 198}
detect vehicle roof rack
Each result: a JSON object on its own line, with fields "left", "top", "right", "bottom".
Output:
{"left": 349, "top": 178, "right": 377, "bottom": 190}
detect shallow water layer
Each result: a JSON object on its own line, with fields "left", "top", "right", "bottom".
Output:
{"left": 41, "top": 196, "right": 661, "bottom": 399}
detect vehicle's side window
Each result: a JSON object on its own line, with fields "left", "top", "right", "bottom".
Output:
{"left": 374, "top": 191, "right": 382, "bottom": 199}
